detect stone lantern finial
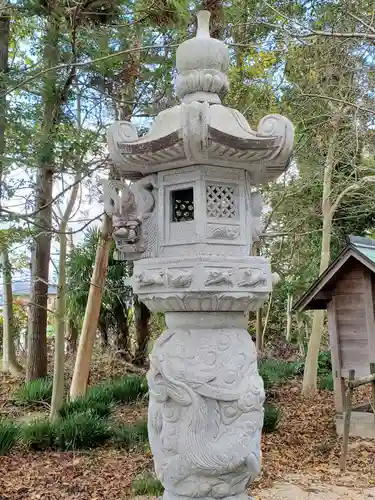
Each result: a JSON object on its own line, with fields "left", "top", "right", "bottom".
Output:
{"left": 175, "top": 10, "right": 230, "bottom": 104}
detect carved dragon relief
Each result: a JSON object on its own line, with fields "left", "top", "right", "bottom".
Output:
{"left": 148, "top": 328, "right": 264, "bottom": 498}
{"left": 204, "top": 270, "right": 233, "bottom": 287}
{"left": 99, "top": 175, "right": 157, "bottom": 261}
{"left": 135, "top": 270, "right": 165, "bottom": 287}
{"left": 167, "top": 270, "right": 193, "bottom": 288}
{"left": 238, "top": 269, "right": 267, "bottom": 288}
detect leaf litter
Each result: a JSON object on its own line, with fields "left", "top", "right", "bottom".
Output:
{"left": 1, "top": 372, "right": 375, "bottom": 498}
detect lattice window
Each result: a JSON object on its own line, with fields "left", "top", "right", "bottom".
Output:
{"left": 206, "top": 184, "right": 237, "bottom": 219}
{"left": 171, "top": 187, "right": 194, "bottom": 222}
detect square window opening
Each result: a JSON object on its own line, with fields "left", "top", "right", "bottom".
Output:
{"left": 171, "top": 187, "right": 194, "bottom": 222}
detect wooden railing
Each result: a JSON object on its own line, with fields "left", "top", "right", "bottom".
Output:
{"left": 340, "top": 363, "right": 375, "bottom": 471}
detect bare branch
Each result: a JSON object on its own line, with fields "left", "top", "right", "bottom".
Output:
{"left": 300, "top": 93, "right": 375, "bottom": 116}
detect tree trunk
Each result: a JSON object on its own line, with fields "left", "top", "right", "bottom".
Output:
{"left": 27, "top": 16, "right": 60, "bottom": 382}
{"left": 50, "top": 229, "right": 67, "bottom": 420}
{"left": 66, "top": 318, "right": 78, "bottom": 354}
{"left": 0, "top": 9, "right": 21, "bottom": 375}
{"left": 0, "top": 5, "right": 9, "bottom": 208}
{"left": 1, "top": 249, "right": 23, "bottom": 375}
{"left": 133, "top": 295, "right": 151, "bottom": 367}
{"left": 98, "top": 319, "right": 108, "bottom": 349}
{"left": 201, "top": 0, "right": 224, "bottom": 38}
{"left": 50, "top": 173, "right": 80, "bottom": 421}
{"left": 69, "top": 215, "right": 112, "bottom": 399}
{"left": 115, "top": 315, "right": 130, "bottom": 359}
{"left": 303, "top": 130, "right": 337, "bottom": 395}
{"left": 255, "top": 308, "right": 263, "bottom": 351}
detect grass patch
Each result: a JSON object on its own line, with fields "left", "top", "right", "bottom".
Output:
{"left": 0, "top": 419, "right": 19, "bottom": 455}
{"left": 318, "top": 372, "right": 334, "bottom": 391}
{"left": 59, "top": 397, "right": 112, "bottom": 419}
{"left": 112, "top": 420, "right": 148, "bottom": 449}
{"left": 263, "top": 403, "right": 281, "bottom": 433}
{"left": 13, "top": 378, "right": 53, "bottom": 406}
{"left": 131, "top": 473, "right": 164, "bottom": 496}
{"left": 54, "top": 413, "right": 112, "bottom": 451}
{"left": 85, "top": 375, "right": 148, "bottom": 406}
{"left": 59, "top": 375, "right": 147, "bottom": 419}
{"left": 7, "top": 375, "right": 148, "bottom": 453}
{"left": 21, "top": 419, "right": 56, "bottom": 451}
{"left": 259, "top": 359, "right": 297, "bottom": 390}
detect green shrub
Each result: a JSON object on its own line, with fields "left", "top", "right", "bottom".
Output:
{"left": 54, "top": 413, "right": 111, "bottom": 450}
{"left": 318, "top": 372, "right": 334, "bottom": 391}
{"left": 14, "top": 378, "right": 53, "bottom": 406}
{"left": 292, "top": 351, "right": 332, "bottom": 378}
{"left": 104, "top": 375, "right": 148, "bottom": 404}
{"left": 291, "top": 359, "right": 305, "bottom": 376}
{"left": 85, "top": 384, "right": 114, "bottom": 406}
{"left": 85, "top": 375, "right": 148, "bottom": 406}
{"left": 132, "top": 419, "right": 148, "bottom": 441}
{"left": 0, "top": 419, "right": 19, "bottom": 455}
{"left": 317, "top": 351, "right": 332, "bottom": 375}
{"left": 131, "top": 473, "right": 164, "bottom": 496}
{"left": 21, "top": 419, "right": 56, "bottom": 450}
{"left": 59, "top": 397, "right": 112, "bottom": 419}
{"left": 259, "top": 359, "right": 296, "bottom": 390}
{"left": 112, "top": 420, "right": 148, "bottom": 449}
{"left": 263, "top": 403, "right": 281, "bottom": 433}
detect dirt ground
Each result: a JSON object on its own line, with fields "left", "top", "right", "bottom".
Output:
{"left": 134, "top": 479, "right": 375, "bottom": 499}
{"left": 2, "top": 367, "right": 375, "bottom": 499}
{"left": 256, "top": 480, "right": 375, "bottom": 499}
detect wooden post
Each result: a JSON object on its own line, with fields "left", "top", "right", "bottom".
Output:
{"left": 363, "top": 270, "right": 375, "bottom": 366}
{"left": 69, "top": 215, "right": 112, "bottom": 400}
{"left": 328, "top": 298, "right": 345, "bottom": 413}
{"left": 340, "top": 369, "right": 355, "bottom": 472}
{"left": 370, "top": 363, "right": 375, "bottom": 421}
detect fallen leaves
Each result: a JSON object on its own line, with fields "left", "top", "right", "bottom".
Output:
{"left": 0, "top": 448, "right": 153, "bottom": 499}
{"left": 1, "top": 366, "right": 375, "bottom": 498}
{"left": 252, "top": 381, "right": 375, "bottom": 493}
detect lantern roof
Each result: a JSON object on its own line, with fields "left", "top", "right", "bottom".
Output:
{"left": 107, "top": 10, "right": 294, "bottom": 183}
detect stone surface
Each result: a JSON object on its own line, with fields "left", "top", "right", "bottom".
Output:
{"left": 132, "top": 486, "right": 375, "bottom": 500}
{"left": 147, "top": 316, "right": 264, "bottom": 499}
{"left": 257, "top": 483, "right": 375, "bottom": 499}
{"left": 131, "top": 257, "right": 271, "bottom": 313}
{"left": 336, "top": 411, "right": 375, "bottom": 439}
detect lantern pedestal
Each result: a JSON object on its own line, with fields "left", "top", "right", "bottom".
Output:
{"left": 147, "top": 312, "right": 264, "bottom": 500}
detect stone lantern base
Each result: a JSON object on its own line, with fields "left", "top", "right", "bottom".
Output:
{"left": 127, "top": 255, "right": 270, "bottom": 499}
{"left": 146, "top": 310, "right": 265, "bottom": 500}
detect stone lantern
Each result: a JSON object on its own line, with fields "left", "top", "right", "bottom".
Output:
{"left": 102, "top": 10, "right": 293, "bottom": 500}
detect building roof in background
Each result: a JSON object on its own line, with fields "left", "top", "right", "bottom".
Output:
{"left": 293, "top": 235, "right": 375, "bottom": 312}
{"left": 0, "top": 281, "right": 57, "bottom": 307}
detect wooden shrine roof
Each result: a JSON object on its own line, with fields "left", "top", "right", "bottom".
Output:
{"left": 293, "top": 235, "right": 375, "bottom": 312}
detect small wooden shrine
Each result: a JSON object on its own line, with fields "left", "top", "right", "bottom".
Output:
{"left": 294, "top": 235, "right": 375, "bottom": 438}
